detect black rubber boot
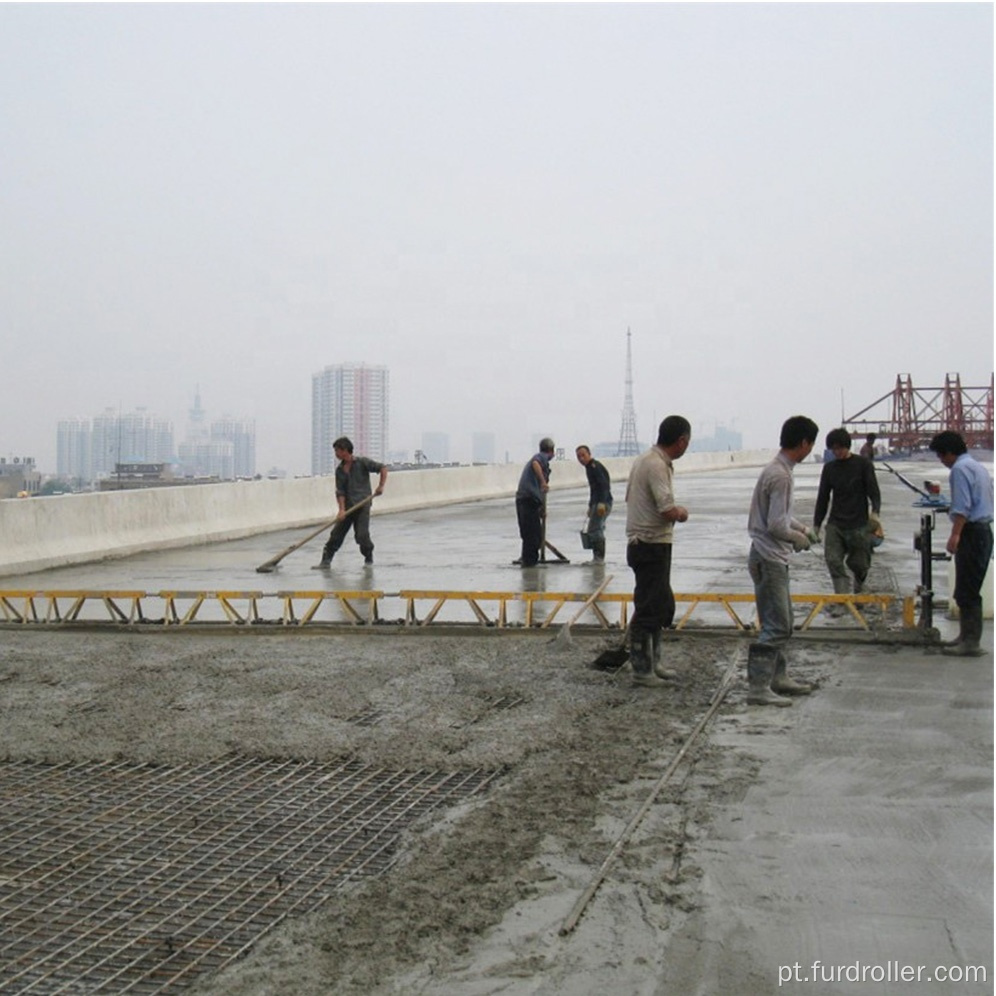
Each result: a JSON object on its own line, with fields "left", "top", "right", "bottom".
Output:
{"left": 942, "top": 604, "right": 985, "bottom": 657}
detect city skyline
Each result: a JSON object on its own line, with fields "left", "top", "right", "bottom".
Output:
{"left": 54, "top": 393, "right": 256, "bottom": 484}
{"left": 2, "top": 6, "right": 991, "bottom": 478}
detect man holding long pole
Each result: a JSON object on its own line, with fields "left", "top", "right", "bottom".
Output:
{"left": 314, "top": 436, "right": 388, "bottom": 569}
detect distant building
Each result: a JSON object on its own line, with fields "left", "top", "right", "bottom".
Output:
{"left": 56, "top": 417, "right": 92, "bottom": 484}
{"left": 86, "top": 408, "right": 174, "bottom": 482}
{"left": 176, "top": 390, "right": 256, "bottom": 480}
{"left": 312, "top": 363, "right": 389, "bottom": 475}
{"left": 689, "top": 424, "right": 743, "bottom": 453}
{"left": 177, "top": 439, "right": 234, "bottom": 480}
{"left": 97, "top": 463, "right": 222, "bottom": 491}
{"left": 471, "top": 431, "right": 495, "bottom": 464}
{"left": 0, "top": 456, "right": 40, "bottom": 498}
{"left": 420, "top": 432, "right": 450, "bottom": 464}
{"left": 210, "top": 416, "right": 256, "bottom": 478}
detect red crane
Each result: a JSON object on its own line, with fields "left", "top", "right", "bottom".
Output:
{"left": 843, "top": 373, "right": 994, "bottom": 452}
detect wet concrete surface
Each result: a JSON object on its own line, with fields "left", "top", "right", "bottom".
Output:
{"left": 0, "top": 461, "right": 961, "bottom": 629}
{"left": 2, "top": 458, "right": 992, "bottom": 993}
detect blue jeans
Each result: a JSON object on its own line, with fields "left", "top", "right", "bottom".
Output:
{"left": 748, "top": 545, "right": 792, "bottom": 647}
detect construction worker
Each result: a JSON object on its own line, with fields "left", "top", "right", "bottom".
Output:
{"left": 515, "top": 438, "right": 555, "bottom": 567}
{"left": 929, "top": 431, "right": 993, "bottom": 657}
{"left": 575, "top": 445, "right": 613, "bottom": 563}
{"left": 813, "top": 428, "right": 882, "bottom": 612}
{"left": 314, "top": 437, "right": 388, "bottom": 569}
{"left": 746, "top": 416, "right": 820, "bottom": 706}
{"left": 624, "top": 416, "right": 691, "bottom": 687}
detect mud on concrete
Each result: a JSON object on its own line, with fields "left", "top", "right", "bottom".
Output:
{"left": 0, "top": 627, "right": 840, "bottom": 995}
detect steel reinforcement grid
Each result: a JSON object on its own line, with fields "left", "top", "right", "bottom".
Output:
{"left": 0, "top": 757, "right": 502, "bottom": 994}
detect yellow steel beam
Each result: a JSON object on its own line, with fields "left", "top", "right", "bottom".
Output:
{"left": 0, "top": 589, "right": 915, "bottom": 631}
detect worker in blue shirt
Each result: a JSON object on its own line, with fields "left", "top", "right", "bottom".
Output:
{"left": 929, "top": 431, "right": 994, "bottom": 657}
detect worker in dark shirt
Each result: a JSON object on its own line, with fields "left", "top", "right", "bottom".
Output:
{"left": 813, "top": 428, "right": 881, "bottom": 605}
{"left": 575, "top": 445, "right": 613, "bottom": 563}
{"left": 315, "top": 436, "right": 388, "bottom": 568}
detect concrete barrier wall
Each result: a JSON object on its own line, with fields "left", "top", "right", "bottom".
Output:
{"left": 0, "top": 449, "right": 774, "bottom": 577}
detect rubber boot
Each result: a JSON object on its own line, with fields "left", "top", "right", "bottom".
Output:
{"left": 940, "top": 612, "right": 968, "bottom": 648}
{"left": 592, "top": 539, "right": 605, "bottom": 564}
{"left": 631, "top": 631, "right": 667, "bottom": 688}
{"left": 651, "top": 630, "right": 677, "bottom": 680}
{"left": 746, "top": 643, "right": 792, "bottom": 707}
{"left": 942, "top": 604, "right": 985, "bottom": 657}
{"left": 312, "top": 543, "right": 333, "bottom": 570}
{"left": 771, "top": 649, "right": 812, "bottom": 695}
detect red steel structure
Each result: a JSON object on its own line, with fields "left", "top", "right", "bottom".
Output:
{"left": 844, "top": 373, "right": 994, "bottom": 452}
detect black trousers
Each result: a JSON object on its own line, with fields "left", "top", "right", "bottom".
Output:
{"left": 954, "top": 521, "right": 993, "bottom": 611}
{"left": 322, "top": 504, "right": 374, "bottom": 561}
{"left": 626, "top": 540, "right": 675, "bottom": 637}
{"left": 516, "top": 497, "right": 544, "bottom": 566}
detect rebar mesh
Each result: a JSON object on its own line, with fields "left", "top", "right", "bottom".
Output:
{"left": 0, "top": 757, "right": 502, "bottom": 994}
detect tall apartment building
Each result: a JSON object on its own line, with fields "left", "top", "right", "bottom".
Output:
{"left": 89, "top": 408, "right": 174, "bottom": 480}
{"left": 312, "top": 363, "right": 389, "bottom": 475}
{"left": 211, "top": 416, "right": 256, "bottom": 478}
{"left": 56, "top": 417, "right": 93, "bottom": 483}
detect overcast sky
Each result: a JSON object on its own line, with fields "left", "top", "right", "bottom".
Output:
{"left": 2, "top": 3, "right": 992, "bottom": 475}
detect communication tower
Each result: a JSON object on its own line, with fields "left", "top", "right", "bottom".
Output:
{"left": 615, "top": 329, "right": 641, "bottom": 457}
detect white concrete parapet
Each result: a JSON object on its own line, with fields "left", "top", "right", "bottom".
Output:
{"left": 0, "top": 449, "right": 774, "bottom": 577}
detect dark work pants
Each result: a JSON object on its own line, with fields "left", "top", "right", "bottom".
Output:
{"left": 627, "top": 540, "right": 675, "bottom": 637}
{"left": 954, "top": 521, "right": 994, "bottom": 612}
{"left": 322, "top": 504, "right": 374, "bottom": 561}
{"left": 516, "top": 497, "right": 544, "bottom": 566}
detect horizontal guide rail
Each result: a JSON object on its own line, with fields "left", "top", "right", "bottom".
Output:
{"left": 0, "top": 590, "right": 914, "bottom": 632}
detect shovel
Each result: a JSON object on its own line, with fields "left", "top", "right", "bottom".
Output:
{"left": 550, "top": 575, "right": 613, "bottom": 651}
{"left": 255, "top": 494, "right": 375, "bottom": 573}
{"left": 590, "top": 625, "right": 631, "bottom": 670}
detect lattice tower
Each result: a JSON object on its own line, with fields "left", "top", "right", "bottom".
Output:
{"left": 616, "top": 329, "right": 641, "bottom": 456}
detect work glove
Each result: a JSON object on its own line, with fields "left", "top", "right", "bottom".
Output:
{"left": 791, "top": 531, "right": 812, "bottom": 552}
{"left": 868, "top": 511, "right": 881, "bottom": 529}
{"left": 805, "top": 527, "right": 821, "bottom": 545}
{"left": 596, "top": 503, "right": 608, "bottom": 517}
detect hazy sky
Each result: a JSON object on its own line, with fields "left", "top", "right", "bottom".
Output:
{"left": 2, "top": 3, "right": 992, "bottom": 475}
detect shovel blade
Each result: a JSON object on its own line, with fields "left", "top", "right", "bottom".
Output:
{"left": 590, "top": 646, "right": 630, "bottom": 671}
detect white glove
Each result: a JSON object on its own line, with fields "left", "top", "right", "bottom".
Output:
{"left": 792, "top": 532, "right": 812, "bottom": 552}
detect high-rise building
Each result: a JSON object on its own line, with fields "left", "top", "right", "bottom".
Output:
{"left": 177, "top": 438, "right": 234, "bottom": 480}
{"left": 312, "top": 363, "right": 389, "bottom": 475}
{"left": 211, "top": 416, "right": 256, "bottom": 478}
{"left": 471, "top": 431, "right": 496, "bottom": 464}
{"left": 177, "top": 390, "right": 256, "bottom": 480}
{"left": 90, "top": 408, "right": 173, "bottom": 480}
{"left": 56, "top": 417, "right": 92, "bottom": 483}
